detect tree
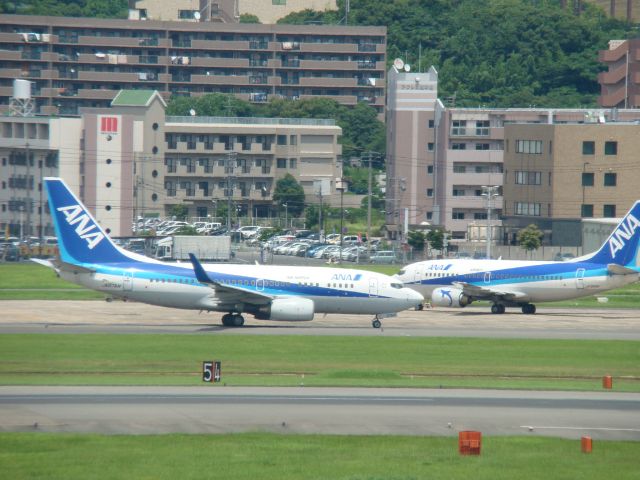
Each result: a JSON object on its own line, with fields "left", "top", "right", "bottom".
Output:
{"left": 169, "top": 204, "right": 188, "bottom": 221}
{"left": 518, "top": 224, "right": 544, "bottom": 254}
{"left": 239, "top": 13, "right": 260, "bottom": 23}
{"left": 175, "top": 225, "right": 199, "bottom": 235}
{"left": 426, "top": 228, "right": 445, "bottom": 251}
{"left": 407, "top": 230, "right": 426, "bottom": 252}
{"left": 272, "top": 174, "right": 305, "bottom": 217}
{"left": 166, "top": 93, "right": 255, "bottom": 117}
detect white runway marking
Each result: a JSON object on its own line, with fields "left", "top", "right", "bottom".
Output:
{"left": 521, "top": 425, "right": 640, "bottom": 432}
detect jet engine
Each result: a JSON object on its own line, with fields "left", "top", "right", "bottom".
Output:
{"left": 431, "top": 287, "right": 471, "bottom": 308}
{"left": 254, "top": 297, "right": 315, "bottom": 321}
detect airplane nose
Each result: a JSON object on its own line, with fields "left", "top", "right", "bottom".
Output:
{"left": 407, "top": 288, "right": 424, "bottom": 304}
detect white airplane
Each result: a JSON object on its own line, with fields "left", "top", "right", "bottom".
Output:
{"left": 34, "top": 178, "right": 423, "bottom": 328}
{"left": 394, "top": 201, "right": 640, "bottom": 314}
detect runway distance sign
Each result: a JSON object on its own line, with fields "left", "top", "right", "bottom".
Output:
{"left": 202, "top": 361, "right": 221, "bottom": 383}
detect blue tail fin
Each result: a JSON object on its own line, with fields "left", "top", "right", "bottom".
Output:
{"left": 586, "top": 200, "right": 640, "bottom": 267}
{"left": 45, "top": 177, "right": 132, "bottom": 265}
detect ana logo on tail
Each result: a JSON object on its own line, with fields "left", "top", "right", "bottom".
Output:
{"left": 608, "top": 214, "right": 640, "bottom": 258}
{"left": 57, "top": 204, "right": 105, "bottom": 250}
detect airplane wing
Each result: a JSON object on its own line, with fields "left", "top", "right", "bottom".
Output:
{"left": 607, "top": 264, "right": 639, "bottom": 276}
{"left": 452, "top": 281, "right": 530, "bottom": 303}
{"left": 31, "top": 257, "right": 96, "bottom": 274}
{"left": 188, "top": 253, "right": 272, "bottom": 305}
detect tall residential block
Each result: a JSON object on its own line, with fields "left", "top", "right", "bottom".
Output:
{"left": 0, "top": 15, "right": 386, "bottom": 117}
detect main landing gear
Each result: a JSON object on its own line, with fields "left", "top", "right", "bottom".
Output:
{"left": 372, "top": 315, "right": 382, "bottom": 329}
{"left": 222, "top": 313, "right": 245, "bottom": 327}
{"left": 521, "top": 304, "right": 536, "bottom": 315}
{"left": 490, "top": 303, "right": 506, "bottom": 314}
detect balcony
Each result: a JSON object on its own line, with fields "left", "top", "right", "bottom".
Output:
{"left": 598, "top": 87, "right": 627, "bottom": 107}
{"left": 190, "top": 57, "right": 249, "bottom": 68}
{"left": 598, "top": 42, "right": 628, "bottom": 63}
{"left": 446, "top": 149, "right": 504, "bottom": 163}
{"left": 191, "top": 74, "right": 249, "bottom": 85}
{"left": 299, "top": 43, "right": 359, "bottom": 54}
{"left": 191, "top": 40, "right": 249, "bottom": 50}
{"left": 598, "top": 62, "right": 628, "bottom": 85}
{"left": 0, "top": 50, "right": 22, "bottom": 61}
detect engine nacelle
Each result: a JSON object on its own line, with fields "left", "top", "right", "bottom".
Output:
{"left": 255, "top": 297, "right": 315, "bottom": 321}
{"left": 431, "top": 287, "right": 471, "bottom": 308}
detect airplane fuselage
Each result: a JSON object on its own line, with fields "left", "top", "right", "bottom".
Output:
{"left": 63, "top": 261, "right": 420, "bottom": 317}
{"left": 396, "top": 259, "right": 638, "bottom": 304}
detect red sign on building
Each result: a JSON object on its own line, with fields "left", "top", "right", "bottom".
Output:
{"left": 100, "top": 116, "right": 118, "bottom": 134}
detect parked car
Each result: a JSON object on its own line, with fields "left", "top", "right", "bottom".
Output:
{"left": 369, "top": 250, "right": 398, "bottom": 264}
{"left": 237, "top": 226, "right": 262, "bottom": 239}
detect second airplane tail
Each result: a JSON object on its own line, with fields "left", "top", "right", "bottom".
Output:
{"left": 584, "top": 200, "right": 640, "bottom": 268}
{"left": 45, "top": 177, "right": 134, "bottom": 265}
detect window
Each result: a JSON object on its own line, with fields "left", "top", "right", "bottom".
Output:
{"left": 604, "top": 141, "right": 617, "bottom": 155}
{"left": 426, "top": 212, "right": 433, "bottom": 220}
{"left": 474, "top": 212, "right": 487, "bottom": 220}
{"left": 427, "top": 165, "right": 433, "bottom": 174}
{"left": 289, "top": 135, "right": 297, "bottom": 145}
{"left": 273, "top": 0, "right": 286, "bottom": 4}
{"left": 475, "top": 143, "right": 490, "bottom": 150}
{"left": 603, "top": 204, "right": 616, "bottom": 217}
{"left": 277, "top": 158, "right": 286, "bottom": 168}
{"left": 428, "top": 119, "right": 434, "bottom": 128}
{"left": 452, "top": 211, "right": 465, "bottom": 220}
{"left": 581, "top": 204, "right": 593, "bottom": 218}
{"left": 516, "top": 140, "right": 542, "bottom": 154}
{"left": 582, "top": 141, "right": 595, "bottom": 155}
{"left": 452, "top": 188, "right": 465, "bottom": 196}
{"left": 582, "top": 172, "right": 594, "bottom": 186}
{"left": 451, "top": 120, "right": 466, "bottom": 136}
{"left": 277, "top": 135, "right": 287, "bottom": 145}
{"left": 514, "top": 202, "right": 541, "bottom": 216}
{"left": 289, "top": 158, "right": 297, "bottom": 169}
{"left": 178, "top": 9, "right": 197, "bottom": 19}
{"left": 604, "top": 172, "right": 617, "bottom": 186}
{"left": 515, "top": 171, "right": 541, "bottom": 185}
{"left": 427, "top": 142, "right": 434, "bottom": 151}
{"left": 426, "top": 188, "right": 433, "bottom": 197}
{"left": 453, "top": 165, "right": 466, "bottom": 173}
{"left": 452, "top": 143, "right": 466, "bottom": 150}
{"left": 475, "top": 120, "right": 489, "bottom": 136}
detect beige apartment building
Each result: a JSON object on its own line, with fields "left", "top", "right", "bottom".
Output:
{"left": 163, "top": 115, "right": 342, "bottom": 219}
{"left": 129, "top": 0, "right": 338, "bottom": 24}
{"left": 502, "top": 122, "right": 640, "bottom": 246}
{"left": 0, "top": 14, "right": 386, "bottom": 117}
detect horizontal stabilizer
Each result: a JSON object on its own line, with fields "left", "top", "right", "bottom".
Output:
{"left": 607, "top": 264, "right": 639, "bottom": 275}
{"left": 31, "top": 257, "right": 95, "bottom": 274}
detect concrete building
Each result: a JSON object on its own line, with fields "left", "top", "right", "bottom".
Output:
{"left": 1, "top": 89, "right": 341, "bottom": 239}
{"left": 598, "top": 39, "right": 640, "bottom": 109}
{"left": 0, "top": 115, "right": 81, "bottom": 239}
{"left": 163, "top": 115, "right": 342, "bottom": 220}
{"left": 0, "top": 14, "right": 386, "bottom": 117}
{"left": 384, "top": 66, "right": 442, "bottom": 240}
{"left": 129, "top": 0, "right": 338, "bottom": 24}
{"left": 502, "top": 121, "right": 640, "bottom": 246}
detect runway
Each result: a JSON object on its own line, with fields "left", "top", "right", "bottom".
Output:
{"left": 0, "top": 300, "right": 639, "bottom": 339}
{"left": 1, "top": 386, "right": 638, "bottom": 440}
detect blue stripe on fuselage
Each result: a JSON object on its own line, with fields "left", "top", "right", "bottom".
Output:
{"left": 85, "top": 261, "right": 378, "bottom": 299}
{"left": 415, "top": 261, "right": 630, "bottom": 288}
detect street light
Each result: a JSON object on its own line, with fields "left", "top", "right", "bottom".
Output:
{"left": 282, "top": 203, "right": 288, "bottom": 230}
{"left": 481, "top": 185, "right": 500, "bottom": 259}
{"left": 336, "top": 177, "right": 348, "bottom": 264}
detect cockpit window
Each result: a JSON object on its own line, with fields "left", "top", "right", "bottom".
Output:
{"left": 390, "top": 282, "right": 403, "bottom": 289}
{"left": 397, "top": 270, "right": 406, "bottom": 276}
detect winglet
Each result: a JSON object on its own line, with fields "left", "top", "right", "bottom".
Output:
{"left": 188, "top": 253, "right": 212, "bottom": 284}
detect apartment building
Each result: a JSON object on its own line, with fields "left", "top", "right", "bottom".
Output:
{"left": 129, "top": 0, "right": 338, "bottom": 24}
{"left": 0, "top": 115, "right": 82, "bottom": 239}
{"left": 502, "top": 121, "right": 640, "bottom": 246}
{"left": 598, "top": 38, "right": 640, "bottom": 109}
{"left": 0, "top": 14, "right": 386, "bottom": 117}
{"left": 163, "top": 115, "right": 342, "bottom": 219}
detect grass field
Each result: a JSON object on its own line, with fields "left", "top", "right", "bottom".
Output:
{"left": 1, "top": 334, "right": 638, "bottom": 390}
{"left": 0, "top": 433, "right": 637, "bottom": 480}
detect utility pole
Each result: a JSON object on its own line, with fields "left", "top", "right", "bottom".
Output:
{"left": 338, "top": 177, "right": 345, "bottom": 264}
{"left": 38, "top": 151, "right": 43, "bottom": 256}
{"left": 283, "top": 202, "right": 288, "bottom": 230}
{"left": 226, "top": 150, "right": 236, "bottom": 232}
{"left": 317, "top": 185, "right": 323, "bottom": 239}
{"left": 366, "top": 151, "right": 373, "bottom": 257}
{"left": 482, "top": 185, "right": 500, "bottom": 259}
{"left": 25, "top": 142, "right": 31, "bottom": 245}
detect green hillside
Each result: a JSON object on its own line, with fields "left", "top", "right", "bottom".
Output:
{"left": 3, "top": 0, "right": 637, "bottom": 107}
